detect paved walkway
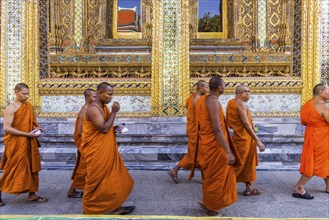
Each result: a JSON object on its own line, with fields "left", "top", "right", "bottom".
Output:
{"left": 0, "top": 170, "right": 328, "bottom": 218}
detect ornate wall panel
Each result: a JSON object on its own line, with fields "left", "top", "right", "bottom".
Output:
{"left": 266, "top": 0, "right": 281, "bottom": 42}
{"left": 292, "top": 0, "right": 301, "bottom": 77}
{"left": 74, "top": 0, "right": 83, "bottom": 47}
{"left": 235, "top": 0, "right": 256, "bottom": 42}
{"left": 320, "top": 0, "right": 329, "bottom": 84}
{"left": 84, "top": 0, "right": 106, "bottom": 40}
{"left": 39, "top": 0, "right": 49, "bottom": 79}
{"left": 49, "top": 0, "right": 74, "bottom": 48}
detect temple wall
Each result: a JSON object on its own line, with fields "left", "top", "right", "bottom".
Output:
{"left": 0, "top": 0, "right": 326, "bottom": 118}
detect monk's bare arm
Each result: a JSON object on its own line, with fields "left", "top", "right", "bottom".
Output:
{"left": 321, "top": 104, "right": 329, "bottom": 124}
{"left": 86, "top": 102, "right": 119, "bottom": 134}
{"left": 237, "top": 100, "right": 265, "bottom": 151}
{"left": 206, "top": 96, "right": 235, "bottom": 164}
{"left": 3, "top": 104, "right": 40, "bottom": 137}
{"left": 77, "top": 105, "right": 88, "bottom": 136}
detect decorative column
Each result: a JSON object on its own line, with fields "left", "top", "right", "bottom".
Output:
{"left": 320, "top": 0, "right": 329, "bottom": 84}
{"left": 301, "top": 0, "right": 322, "bottom": 103}
{"left": 0, "top": 0, "right": 24, "bottom": 110}
{"left": 151, "top": 0, "right": 190, "bottom": 116}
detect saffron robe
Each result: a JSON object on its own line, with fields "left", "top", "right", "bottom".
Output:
{"left": 81, "top": 104, "right": 134, "bottom": 214}
{"left": 178, "top": 94, "right": 200, "bottom": 169}
{"left": 226, "top": 98, "right": 258, "bottom": 184}
{"left": 196, "top": 95, "right": 241, "bottom": 211}
{"left": 70, "top": 111, "right": 86, "bottom": 190}
{"left": 0, "top": 101, "right": 41, "bottom": 194}
{"left": 300, "top": 99, "right": 329, "bottom": 178}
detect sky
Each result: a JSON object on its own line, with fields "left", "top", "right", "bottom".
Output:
{"left": 118, "top": 0, "right": 141, "bottom": 14}
{"left": 199, "top": 0, "right": 221, "bottom": 18}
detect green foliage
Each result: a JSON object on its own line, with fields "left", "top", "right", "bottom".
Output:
{"left": 198, "top": 12, "right": 222, "bottom": 32}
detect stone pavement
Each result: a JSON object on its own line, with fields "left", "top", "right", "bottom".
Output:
{"left": 0, "top": 170, "right": 328, "bottom": 219}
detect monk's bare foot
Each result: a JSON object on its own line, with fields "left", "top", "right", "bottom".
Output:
{"left": 0, "top": 198, "right": 5, "bottom": 207}
{"left": 27, "top": 194, "right": 48, "bottom": 203}
{"left": 67, "top": 189, "right": 83, "bottom": 198}
{"left": 167, "top": 169, "right": 179, "bottom": 183}
{"left": 107, "top": 206, "right": 136, "bottom": 215}
{"left": 294, "top": 185, "right": 306, "bottom": 195}
{"left": 205, "top": 209, "right": 221, "bottom": 216}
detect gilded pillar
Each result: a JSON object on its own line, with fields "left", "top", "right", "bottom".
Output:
{"left": 301, "top": 0, "right": 321, "bottom": 103}
{"left": 151, "top": 0, "right": 190, "bottom": 116}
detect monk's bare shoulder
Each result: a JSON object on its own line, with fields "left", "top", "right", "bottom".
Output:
{"left": 206, "top": 95, "right": 219, "bottom": 108}
{"left": 4, "top": 102, "right": 20, "bottom": 116}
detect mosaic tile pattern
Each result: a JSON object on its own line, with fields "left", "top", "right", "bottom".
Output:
{"left": 39, "top": 0, "right": 49, "bottom": 79}
{"left": 257, "top": 0, "right": 266, "bottom": 48}
{"left": 320, "top": 0, "right": 329, "bottom": 84}
{"left": 162, "top": 0, "right": 179, "bottom": 108}
{"left": 42, "top": 96, "right": 151, "bottom": 112}
{"left": 219, "top": 94, "right": 301, "bottom": 112}
{"left": 6, "top": 0, "right": 23, "bottom": 103}
{"left": 74, "top": 0, "right": 83, "bottom": 48}
{"left": 292, "top": 0, "right": 302, "bottom": 77}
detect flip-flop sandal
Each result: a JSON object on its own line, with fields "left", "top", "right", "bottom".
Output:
{"left": 243, "top": 188, "right": 261, "bottom": 196}
{"left": 167, "top": 170, "right": 179, "bottom": 184}
{"left": 67, "top": 191, "right": 83, "bottom": 198}
{"left": 292, "top": 192, "right": 314, "bottom": 200}
{"left": 110, "top": 206, "right": 136, "bottom": 215}
{"left": 27, "top": 196, "right": 48, "bottom": 203}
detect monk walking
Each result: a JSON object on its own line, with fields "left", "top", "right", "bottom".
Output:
{"left": 0, "top": 83, "right": 47, "bottom": 207}
{"left": 67, "top": 89, "right": 96, "bottom": 198}
{"left": 293, "top": 83, "right": 329, "bottom": 199}
{"left": 193, "top": 76, "right": 241, "bottom": 216}
{"left": 81, "top": 82, "right": 135, "bottom": 214}
{"left": 168, "top": 80, "right": 208, "bottom": 183}
{"left": 226, "top": 85, "right": 265, "bottom": 196}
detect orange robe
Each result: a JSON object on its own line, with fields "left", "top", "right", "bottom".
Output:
{"left": 226, "top": 98, "right": 258, "bottom": 184}
{"left": 70, "top": 111, "right": 86, "bottom": 190}
{"left": 0, "top": 101, "right": 41, "bottom": 194}
{"left": 81, "top": 105, "right": 134, "bottom": 214}
{"left": 196, "top": 95, "right": 241, "bottom": 211}
{"left": 178, "top": 94, "right": 200, "bottom": 169}
{"left": 300, "top": 99, "right": 329, "bottom": 178}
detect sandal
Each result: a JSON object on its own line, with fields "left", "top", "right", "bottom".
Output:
{"left": 67, "top": 191, "right": 83, "bottom": 198}
{"left": 27, "top": 196, "right": 48, "bottom": 203}
{"left": 0, "top": 198, "right": 5, "bottom": 207}
{"left": 243, "top": 188, "right": 261, "bottom": 196}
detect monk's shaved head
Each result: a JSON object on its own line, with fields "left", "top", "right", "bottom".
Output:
{"left": 84, "top": 89, "right": 96, "bottom": 98}
{"left": 235, "top": 85, "right": 248, "bottom": 94}
{"left": 313, "top": 83, "right": 328, "bottom": 96}
{"left": 196, "top": 80, "right": 207, "bottom": 90}
{"left": 97, "top": 82, "right": 112, "bottom": 92}
{"left": 14, "top": 83, "right": 29, "bottom": 91}
{"left": 209, "top": 76, "right": 224, "bottom": 91}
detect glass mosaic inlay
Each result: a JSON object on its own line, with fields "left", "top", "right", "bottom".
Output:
{"left": 320, "top": 0, "right": 329, "bottom": 85}
{"left": 162, "top": 0, "right": 179, "bottom": 107}
{"left": 6, "top": 0, "right": 23, "bottom": 103}
{"left": 257, "top": 0, "right": 267, "bottom": 48}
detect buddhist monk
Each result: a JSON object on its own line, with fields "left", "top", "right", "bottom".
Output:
{"left": 81, "top": 82, "right": 135, "bottom": 214}
{"left": 193, "top": 76, "right": 241, "bottom": 216}
{"left": 0, "top": 83, "right": 47, "bottom": 207}
{"left": 67, "top": 89, "right": 96, "bottom": 198}
{"left": 168, "top": 80, "right": 208, "bottom": 183}
{"left": 226, "top": 85, "right": 265, "bottom": 196}
{"left": 292, "top": 83, "right": 329, "bottom": 199}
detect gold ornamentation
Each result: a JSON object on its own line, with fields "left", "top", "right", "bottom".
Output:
{"left": 0, "top": 0, "right": 6, "bottom": 111}
{"left": 301, "top": 0, "right": 321, "bottom": 104}
{"left": 38, "top": 79, "right": 151, "bottom": 96}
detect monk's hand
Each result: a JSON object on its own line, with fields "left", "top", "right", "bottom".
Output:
{"left": 257, "top": 141, "right": 266, "bottom": 152}
{"left": 226, "top": 153, "right": 236, "bottom": 165}
{"left": 28, "top": 129, "right": 42, "bottom": 137}
{"left": 112, "top": 101, "right": 120, "bottom": 113}
{"left": 34, "top": 127, "right": 44, "bottom": 132}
